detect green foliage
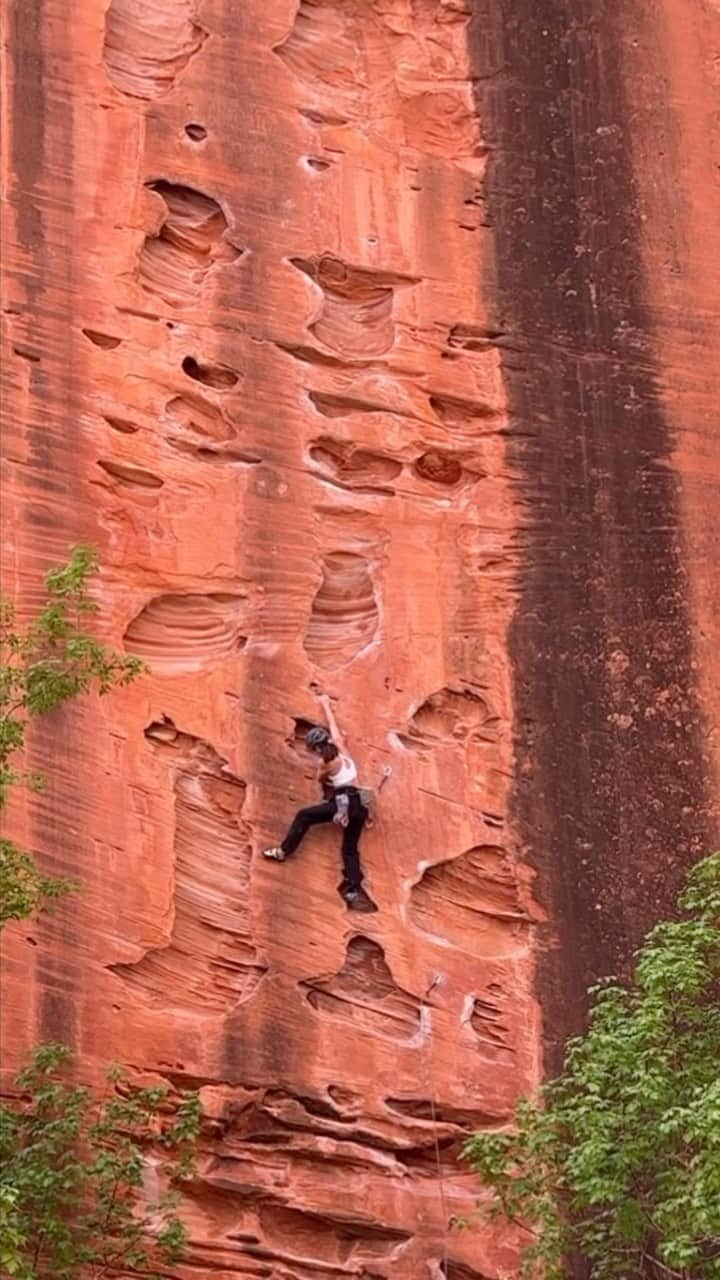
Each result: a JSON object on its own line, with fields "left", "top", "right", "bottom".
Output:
{"left": 0, "top": 547, "right": 143, "bottom": 926}
{"left": 0, "top": 842, "right": 74, "bottom": 934}
{"left": 0, "top": 1044, "right": 201, "bottom": 1280}
{"left": 463, "top": 853, "right": 720, "bottom": 1279}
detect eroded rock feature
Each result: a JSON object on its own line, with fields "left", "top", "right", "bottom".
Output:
{"left": 275, "top": 0, "right": 480, "bottom": 160}
{"left": 403, "top": 687, "right": 497, "bottom": 748}
{"left": 103, "top": 414, "right": 139, "bottom": 434}
{"left": 258, "top": 1202, "right": 411, "bottom": 1269}
{"left": 413, "top": 449, "right": 464, "bottom": 486}
{"left": 301, "top": 937, "right": 422, "bottom": 1041}
{"left": 441, "top": 1260, "right": 495, "bottom": 1280}
{"left": 274, "top": 0, "right": 366, "bottom": 120}
{"left": 123, "top": 593, "right": 250, "bottom": 670}
{"left": 469, "top": 986, "right": 515, "bottom": 1061}
{"left": 178, "top": 1183, "right": 412, "bottom": 1275}
{"left": 199, "top": 1081, "right": 476, "bottom": 1167}
{"left": 384, "top": 1096, "right": 501, "bottom": 1130}
{"left": 163, "top": 393, "right": 259, "bottom": 462}
{"left": 112, "top": 726, "right": 265, "bottom": 1011}
{"left": 139, "top": 182, "right": 240, "bottom": 307}
{"left": 445, "top": 324, "right": 505, "bottom": 354}
{"left": 309, "top": 438, "right": 401, "bottom": 493}
{"left": 103, "top": 0, "right": 208, "bottom": 99}
{"left": 430, "top": 392, "right": 502, "bottom": 436}
{"left": 165, "top": 393, "right": 234, "bottom": 443}
{"left": 410, "top": 847, "right": 528, "bottom": 954}
{"left": 308, "top": 389, "right": 390, "bottom": 418}
{"left": 82, "top": 328, "right": 122, "bottom": 349}
{"left": 291, "top": 257, "right": 415, "bottom": 358}
{"left": 182, "top": 354, "right": 239, "bottom": 389}
{"left": 171, "top": 1079, "right": 508, "bottom": 1272}
{"left": 96, "top": 459, "right": 164, "bottom": 488}
{"left": 304, "top": 551, "right": 378, "bottom": 669}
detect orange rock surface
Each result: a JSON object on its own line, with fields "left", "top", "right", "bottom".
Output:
{"left": 2, "top": 0, "right": 719, "bottom": 1275}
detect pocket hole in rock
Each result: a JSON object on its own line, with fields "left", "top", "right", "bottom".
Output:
{"left": 298, "top": 107, "right": 349, "bottom": 126}
{"left": 82, "top": 328, "right": 123, "bottom": 349}
{"left": 429, "top": 392, "right": 498, "bottom": 430}
{"left": 413, "top": 451, "right": 463, "bottom": 485}
{"left": 102, "top": 0, "right": 208, "bottom": 100}
{"left": 125, "top": 594, "right": 250, "bottom": 669}
{"left": 144, "top": 716, "right": 178, "bottom": 743}
{"left": 97, "top": 460, "right": 164, "bottom": 488}
{"left": 182, "top": 355, "right": 239, "bottom": 389}
{"left": 290, "top": 255, "right": 413, "bottom": 359}
{"left": 309, "top": 439, "right": 400, "bottom": 492}
{"left": 140, "top": 183, "right": 240, "bottom": 307}
{"left": 103, "top": 415, "right": 139, "bottom": 434}
{"left": 185, "top": 122, "right": 207, "bottom": 141}
{"left": 165, "top": 393, "right": 235, "bottom": 443}
{"left": 287, "top": 717, "right": 316, "bottom": 756}
{"left": 304, "top": 552, "right": 379, "bottom": 669}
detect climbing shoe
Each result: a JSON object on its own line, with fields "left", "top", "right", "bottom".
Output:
{"left": 343, "top": 890, "right": 376, "bottom": 912}
{"left": 262, "top": 846, "right": 286, "bottom": 861}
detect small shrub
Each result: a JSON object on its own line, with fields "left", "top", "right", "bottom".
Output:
{"left": 0, "top": 1044, "right": 201, "bottom": 1280}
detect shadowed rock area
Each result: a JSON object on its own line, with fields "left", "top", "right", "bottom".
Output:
{"left": 469, "top": 0, "right": 718, "bottom": 1062}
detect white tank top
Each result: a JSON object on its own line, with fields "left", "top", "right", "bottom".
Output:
{"left": 330, "top": 753, "right": 358, "bottom": 788}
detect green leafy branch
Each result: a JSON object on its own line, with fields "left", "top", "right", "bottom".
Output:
{"left": 0, "top": 547, "right": 143, "bottom": 927}
{"left": 0, "top": 1044, "right": 202, "bottom": 1280}
{"left": 463, "top": 852, "right": 720, "bottom": 1280}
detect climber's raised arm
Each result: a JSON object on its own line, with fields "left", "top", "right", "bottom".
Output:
{"left": 318, "top": 693, "right": 347, "bottom": 755}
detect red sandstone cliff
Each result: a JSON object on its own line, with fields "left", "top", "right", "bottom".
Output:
{"left": 2, "top": 0, "right": 719, "bottom": 1275}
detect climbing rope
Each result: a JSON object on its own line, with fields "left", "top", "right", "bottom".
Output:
{"left": 372, "top": 776, "right": 451, "bottom": 1274}
{"left": 422, "top": 974, "right": 451, "bottom": 1276}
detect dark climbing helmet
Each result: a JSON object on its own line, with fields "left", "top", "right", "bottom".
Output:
{"left": 306, "top": 725, "right": 331, "bottom": 753}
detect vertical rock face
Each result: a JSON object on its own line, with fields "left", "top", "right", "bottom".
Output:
{"left": 2, "top": 0, "right": 719, "bottom": 1276}
{"left": 468, "top": 0, "right": 720, "bottom": 1064}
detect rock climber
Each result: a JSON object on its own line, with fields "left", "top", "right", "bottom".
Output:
{"left": 263, "top": 694, "right": 370, "bottom": 910}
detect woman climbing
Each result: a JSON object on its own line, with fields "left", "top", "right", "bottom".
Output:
{"left": 263, "top": 694, "right": 371, "bottom": 911}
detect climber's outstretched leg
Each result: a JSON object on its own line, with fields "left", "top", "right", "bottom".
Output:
{"left": 339, "top": 800, "right": 368, "bottom": 906}
{"left": 263, "top": 800, "right": 335, "bottom": 861}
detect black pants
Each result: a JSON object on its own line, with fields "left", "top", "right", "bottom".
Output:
{"left": 281, "top": 791, "right": 367, "bottom": 894}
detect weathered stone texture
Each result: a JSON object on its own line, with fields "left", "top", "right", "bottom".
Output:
{"left": 2, "top": 0, "right": 720, "bottom": 1273}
